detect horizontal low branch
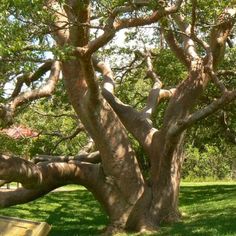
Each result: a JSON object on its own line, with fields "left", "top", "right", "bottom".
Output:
{"left": 0, "top": 187, "right": 55, "bottom": 208}
{"left": 0, "top": 154, "right": 101, "bottom": 191}
{"left": 33, "top": 151, "right": 101, "bottom": 164}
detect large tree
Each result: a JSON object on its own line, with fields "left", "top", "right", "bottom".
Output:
{"left": 0, "top": 0, "right": 235, "bottom": 234}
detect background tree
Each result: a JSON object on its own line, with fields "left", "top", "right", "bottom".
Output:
{"left": 0, "top": 0, "right": 235, "bottom": 234}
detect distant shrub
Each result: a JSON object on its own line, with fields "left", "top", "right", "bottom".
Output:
{"left": 182, "top": 145, "right": 234, "bottom": 180}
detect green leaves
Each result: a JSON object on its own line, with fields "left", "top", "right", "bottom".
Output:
{"left": 183, "top": 144, "right": 233, "bottom": 180}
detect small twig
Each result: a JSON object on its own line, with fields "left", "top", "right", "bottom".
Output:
{"left": 33, "top": 109, "right": 77, "bottom": 120}
{"left": 206, "top": 68, "right": 227, "bottom": 93}
{"left": 49, "top": 126, "right": 85, "bottom": 154}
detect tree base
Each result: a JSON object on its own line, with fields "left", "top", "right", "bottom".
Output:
{"left": 100, "top": 225, "right": 125, "bottom": 236}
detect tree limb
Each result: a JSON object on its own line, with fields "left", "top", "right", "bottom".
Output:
{"left": 92, "top": 56, "right": 115, "bottom": 94}
{"left": 210, "top": 8, "right": 236, "bottom": 69}
{"left": 161, "top": 21, "right": 190, "bottom": 68}
{"left": 0, "top": 62, "right": 60, "bottom": 128}
{"left": 9, "top": 61, "right": 61, "bottom": 112}
{"left": 140, "top": 50, "right": 176, "bottom": 119}
{"left": 33, "top": 151, "right": 101, "bottom": 164}
{"left": 168, "top": 90, "right": 236, "bottom": 136}
{"left": 0, "top": 153, "right": 101, "bottom": 207}
{"left": 0, "top": 187, "right": 56, "bottom": 208}
{"left": 173, "top": 14, "right": 199, "bottom": 60}
{"left": 11, "top": 61, "right": 53, "bottom": 99}
{"left": 207, "top": 69, "right": 227, "bottom": 93}
{"left": 93, "top": 57, "right": 156, "bottom": 151}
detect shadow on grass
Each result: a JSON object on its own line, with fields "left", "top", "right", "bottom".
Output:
{"left": 0, "top": 184, "right": 235, "bottom": 236}
{"left": 180, "top": 184, "right": 236, "bottom": 206}
{"left": 0, "top": 188, "right": 108, "bottom": 236}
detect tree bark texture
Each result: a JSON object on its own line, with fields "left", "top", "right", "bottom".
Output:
{"left": 0, "top": 1, "right": 236, "bottom": 235}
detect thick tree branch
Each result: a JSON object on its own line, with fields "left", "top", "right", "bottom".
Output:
{"left": 115, "top": 0, "right": 183, "bottom": 30}
{"left": 168, "top": 90, "right": 236, "bottom": 136}
{"left": 173, "top": 14, "right": 199, "bottom": 60}
{"left": 93, "top": 57, "right": 156, "bottom": 151}
{"left": 161, "top": 22, "right": 190, "bottom": 68}
{"left": 33, "top": 151, "right": 101, "bottom": 164}
{"left": 0, "top": 154, "right": 101, "bottom": 202}
{"left": 188, "top": 0, "right": 212, "bottom": 64}
{"left": 140, "top": 51, "right": 176, "bottom": 119}
{"left": 0, "top": 187, "right": 55, "bottom": 208}
{"left": 92, "top": 56, "right": 115, "bottom": 94}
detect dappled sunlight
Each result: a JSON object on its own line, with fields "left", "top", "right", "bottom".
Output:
{"left": 0, "top": 183, "right": 235, "bottom": 235}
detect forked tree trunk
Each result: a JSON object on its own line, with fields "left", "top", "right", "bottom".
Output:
{"left": 60, "top": 57, "right": 187, "bottom": 234}
{"left": 0, "top": 2, "right": 235, "bottom": 236}
{"left": 60, "top": 53, "right": 206, "bottom": 234}
{"left": 126, "top": 139, "right": 184, "bottom": 232}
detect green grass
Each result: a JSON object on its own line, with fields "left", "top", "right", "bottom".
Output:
{"left": 0, "top": 182, "right": 235, "bottom": 236}
{"left": 159, "top": 182, "right": 236, "bottom": 236}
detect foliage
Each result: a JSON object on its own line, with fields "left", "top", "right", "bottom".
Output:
{"left": 0, "top": 81, "right": 89, "bottom": 157}
{"left": 182, "top": 145, "right": 234, "bottom": 181}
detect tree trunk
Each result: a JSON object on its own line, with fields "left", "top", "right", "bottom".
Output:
{"left": 59, "top": 58, "right": 187, "bottom": 234}
{"left": 149, "top": 134, "right": 184, "bottom": 225}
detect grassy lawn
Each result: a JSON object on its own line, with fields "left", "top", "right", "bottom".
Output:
{"left": 0, "top": 182, "right": 235, "bottom": 236}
